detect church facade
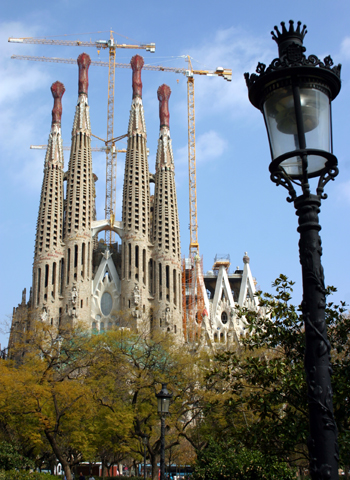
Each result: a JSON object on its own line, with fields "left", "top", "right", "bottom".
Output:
{"left": 9, "top": 53, "right": 258, "bottom": 351}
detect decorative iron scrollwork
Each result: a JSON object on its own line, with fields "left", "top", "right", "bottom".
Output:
{"left": 270, "top": 167, "right": 297, "bottom": 202}
{"left": 317, "top": 165, "right": 339, "bottom": 199}
{"left": 244, "top": 47, "right": 341, "bottom": 90}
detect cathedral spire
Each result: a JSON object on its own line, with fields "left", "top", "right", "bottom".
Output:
{"left": 72, "top": 53, "right": 92, "bottom": 136}
{"left": 152, "top": 84, "right": 182, "bottom": 336}
{"left": 51, "top": 81, "right": 64, "bottom": 125}
{"left": 32, "top": 81, "right": 66, "bottom": 322}
{"left": 127, "top": 55, "right": 147, "bottom": 136}
{"left": 158, "top": 84, "right": 171, "bottom": 128}
{"left": 131, "top": 54, "right": 144, "bottom": 98}
{"left": 44, "top": 81, "right": 65, "bottom": 169}
{"left": 121, "top": 55, "right": 151, "bottom": 329}
{"left": 62, "top": 53, "right": 94, "bottom": 325}
{"left": 154, "top": 85, "right": 175, "bottom": 171}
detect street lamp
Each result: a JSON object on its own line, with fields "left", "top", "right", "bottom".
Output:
{"left": 156, "top": 383, "right": 172, "bottom": 480}
{"left": 245, "top": 21, "right": 341, "bottom": 480}
{"left": 142, "top": 435, "right": 147, "bottom": 480}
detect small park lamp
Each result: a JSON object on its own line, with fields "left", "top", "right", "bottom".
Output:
{"left": 156, "top": 383, "right": 172, "bottom": 480}
{"left": 245, "top": 21, "right": 341, "bottom": 480}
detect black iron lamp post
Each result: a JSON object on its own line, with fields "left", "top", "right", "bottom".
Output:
{"left": 156, "top": 383, "right": 172, "bottom": 480}
{"left": 245, "top": 21, "right": 341, "bottom": 480}
{"left": 142, "top": 435, "right": 147, "bottom": 480}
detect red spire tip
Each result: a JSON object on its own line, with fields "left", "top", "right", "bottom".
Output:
{"left": 130, "top": 55, "right": 144, "bottom": 98}
{"left": 50, "top": 81, "right": 65, "bottom": 125}
{"left": 77, "top": 53, "right": 91, "bottom": 95}
{"left": 157, "top": 84, "right": 171, "bottom": 128}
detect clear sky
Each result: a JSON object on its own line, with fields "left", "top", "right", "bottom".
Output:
{"left": 1, "top": 0, "right": 350, "bottom": 348}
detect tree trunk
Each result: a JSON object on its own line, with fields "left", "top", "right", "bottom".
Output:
{"left": 44, "top": 430, "right": 73, "bottom": 480}
{"left": 150, "top": 453, "right": 159, "bottom": 480}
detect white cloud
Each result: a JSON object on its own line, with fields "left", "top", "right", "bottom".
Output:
{"left": 0, "top": 21, "right": 52, "bottom": 193}
{"left": 181, "top": 26, "right": 274, "bottom": 119}
{"left": 340, "top": 37, "right": 350, "bottom": 60}
{"left": 175, "top": 129, "right": 227, "bottom": 174}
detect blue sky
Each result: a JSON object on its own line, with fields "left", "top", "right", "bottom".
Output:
{"left": 1, "top": 0, "right": 350, "bottom": 348}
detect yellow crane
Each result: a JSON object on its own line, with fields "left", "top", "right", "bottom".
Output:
{"left": 9, "top": 32, "right": 155, "bottom": 245}
{"left": 11, "top": 52, "right": 232, "bottom": 255}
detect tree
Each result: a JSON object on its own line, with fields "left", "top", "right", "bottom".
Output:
{"left": 88, "top": 327, "right": 206, "bottom": 480}
{"left": 205, "top": 275, "right": 350, "bottom": 476}
{"left": 0, "top": 441, "right": 33, "bottom": 471}
{"left": 0, "top": 321, "right": 102, "bottom": 480}
{"left": 1, "top": 321, "right": 209, "bottom": 480}
{"left": 192, "top": 438, "right": 296, "bottom": 480}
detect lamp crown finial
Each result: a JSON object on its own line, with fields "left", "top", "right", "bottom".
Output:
{"left": 271, "top": 20, "right": 307, "bottom": 46}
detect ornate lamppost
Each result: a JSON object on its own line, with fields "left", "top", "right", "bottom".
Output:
{"left": 245, "top": 21, "right": 341, "bottom": 480}
{"left": 156, "top": 383, "right": 172, "bottom": 480}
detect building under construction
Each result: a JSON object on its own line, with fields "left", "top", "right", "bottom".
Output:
{"left": 9, "top": 53, "right": 258, "bottom": 350}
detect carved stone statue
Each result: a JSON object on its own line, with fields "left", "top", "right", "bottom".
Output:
{"left": 102, "top": 248, "right": 112, "bottom": 260}
{"left": 71, "top": 285, "right": 78, "bottom": 305}
{"left": 165, "top": 306, "right": 171, "bottom": 325}
{"left": 40, "top": 307, "right": 48, "bottom": 322}
{"left": 133, "top": 284, "right": 140, "bottom": 306}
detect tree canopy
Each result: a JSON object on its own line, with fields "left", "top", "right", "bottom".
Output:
{"left": 200, "top": 275, "right": 350, "bottom": 478}
{"left": 1, "top": 276, "right": 349, "bottom": 480}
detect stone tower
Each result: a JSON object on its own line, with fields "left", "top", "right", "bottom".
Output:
{"left": 152, "top": 85, "right": 182, "bottom": 336}
{"left": 32, "top": 81, "right": 66, "bottom": 326}
{"left": 120, "top": 55, "right": 152, "bottom": 328}
{"left": 62, "top": 53, "right": 94, "bottom": 326}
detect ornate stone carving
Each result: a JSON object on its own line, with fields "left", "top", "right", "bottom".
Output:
{"left": 133, "top": 284, "right": 140, "bottom": 306}
{"left": 40, "top": 306, "right": 48, "bottom": 322}
{"left": 77, "top": 53, "right": 91, "bottom": 95}
{"left": 71, "top": 285, "right": 78, "bottom": 305}
{"left": 51, "top": 81, "right": 65, "bottom": 125}
{"left": 130, "top": 55, "right": 144, "bottom": 98}
{"left": 157, "top": 84, "right": 171, "bottom": 128}
{"left": 165, "top": 307, "right": 171, "bottom": 325}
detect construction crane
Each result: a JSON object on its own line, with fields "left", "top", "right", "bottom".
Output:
{"left": 11, "top": 53, "right": 231, "bottom": 254}
{"left": 9, "top": 32, "right": 155, "bottom": 245}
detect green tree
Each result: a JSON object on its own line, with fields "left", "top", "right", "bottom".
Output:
{"left": 205, "top": 275, "right": 350, "bottom": 476}
{"left": 0, "top": 441, "right": 33, "bottom": 471}
{"left": 88, "top": 327, "right": 205, "bottom": 480}
{"left": 192, "top": 438, "right": 296, "bottom": 480}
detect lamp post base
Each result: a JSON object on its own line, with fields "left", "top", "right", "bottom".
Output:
{"left": 295, "top": 194, "right": 339, "bottom": 480}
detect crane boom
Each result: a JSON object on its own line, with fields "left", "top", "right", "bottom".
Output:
{"left": 11, "top": 55, "right": 232, "bottom": 80}
{"left": 8, "top": 36, "right": 155, "bottom": 51}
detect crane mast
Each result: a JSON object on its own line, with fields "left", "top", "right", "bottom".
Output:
{"left": 105, "top": 32, "right": 117, "bottom": 244}
{"left": 186, "top": 56, "right": 199, "bottom": 258}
